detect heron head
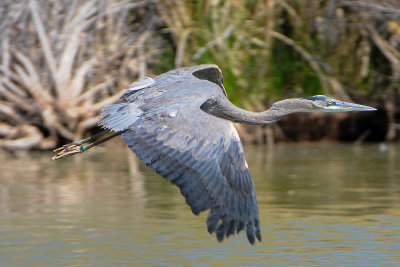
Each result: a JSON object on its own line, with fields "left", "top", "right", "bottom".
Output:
{"left": 301, "top": 95, "right": 376, "bottom": 112}
{"left": 270, "top": 95, "right": 376, "bottom": 116}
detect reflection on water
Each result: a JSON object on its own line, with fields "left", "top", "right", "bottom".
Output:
{"left": 0, "top": 143, "right": 400, "bottom": 266}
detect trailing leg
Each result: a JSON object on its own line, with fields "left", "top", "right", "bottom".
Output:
{"left": 51, "top": 130, "right": 126, "bottom": 161}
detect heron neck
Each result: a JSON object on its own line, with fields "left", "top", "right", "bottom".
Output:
{"left": 201, "top": 97, "right": 290, "bottom": 126}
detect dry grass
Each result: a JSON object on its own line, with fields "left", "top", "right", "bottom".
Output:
{"left": 0, "top": 0, "right": 158, "bottom": 151}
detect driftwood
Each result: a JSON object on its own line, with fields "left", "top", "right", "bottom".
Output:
{"left": 0, "top": 0, "right": 158, "bottom": 151}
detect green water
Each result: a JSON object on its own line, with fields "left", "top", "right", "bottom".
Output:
{"left": 0, "top": 143, "right": 399, "bottom": 266}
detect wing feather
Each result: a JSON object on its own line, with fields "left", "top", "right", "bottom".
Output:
{"left": 119, "top": 113, "right": 261, "bottom": 244}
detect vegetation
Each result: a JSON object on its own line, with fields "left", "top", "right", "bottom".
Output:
{"left": 0, "top": 0, "right": 399, "bottom": 152}
{"left": 0, "top": 0, "right": 159, "bottom": 150}
{"left": 158, "top": 0, "right": 400, "bottom": 141}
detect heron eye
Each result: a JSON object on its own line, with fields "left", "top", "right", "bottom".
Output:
{"left": 327, "top": 100, "right": 333, "bottom": 106}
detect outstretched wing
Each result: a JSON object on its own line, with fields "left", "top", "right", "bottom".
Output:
{"left": 121, "top": 64, "right": 226, "bottom": 102}
{"left": 123, "top": 109, "right": 261, "bottom": 244}
{"left": 100, "top": 78, "right": 261, "bottom": 244}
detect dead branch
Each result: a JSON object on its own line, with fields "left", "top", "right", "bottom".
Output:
{"left": 0, "top": 0, "right": 159, "bottom": 151}
{"left": 0, "top": 124, "right": 43, "bottom": 150}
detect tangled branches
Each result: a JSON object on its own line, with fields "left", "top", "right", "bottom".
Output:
{"left": 0, "top": 0, "right": 159, "bottom": 151}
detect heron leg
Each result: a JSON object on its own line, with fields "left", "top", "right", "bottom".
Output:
{"left": 51, "top": 130, "right": 126, "bottom": 161}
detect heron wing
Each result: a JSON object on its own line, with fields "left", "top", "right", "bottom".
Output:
{"left": 118, "top": 99, "right": 261, "bottom": 244}
{"left": 121, "top": 64, "right": 226, "bottom": 102}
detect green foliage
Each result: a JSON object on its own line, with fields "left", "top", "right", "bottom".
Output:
{"left": 157, "top": 0, "right": 400, "bottom": 110}
{"left": 267, "top": 40, "right": 323, "bottom": 98}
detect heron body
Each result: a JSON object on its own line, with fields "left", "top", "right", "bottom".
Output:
{"left": 100, "top": 65, "right": 261, "bottom": 244}
{"left": 52, "top": 64, "right": 376, "bottom": 244}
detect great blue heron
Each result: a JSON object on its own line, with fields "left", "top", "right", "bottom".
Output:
{"left": 52, "top": 64, "right": 376, "bottom": 244}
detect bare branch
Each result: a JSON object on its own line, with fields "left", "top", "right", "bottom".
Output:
{"left": 0, "top": 124, "right": 43, "bottom": 150}
{"left": 340, "top": 1, "right": 400, "bottom": 16}
{"left": 68, "top": 58, "right": 98, "bottom": 99}
{"left": 0, "top": 102, "right": 26, "bottom": 124}
{"left": 193, "top": 25, "right": 234, "bottom": 60}
{"left": 29, "top": 0, "right": 60, "bottom": 94}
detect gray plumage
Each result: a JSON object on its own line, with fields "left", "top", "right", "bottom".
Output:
{"left": 53, "top": 64, "right": 376, "bottom": 245}
{"left": 99, "top": 65, "right": 261, "bottom": 244}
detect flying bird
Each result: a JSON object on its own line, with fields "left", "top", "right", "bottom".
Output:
{"left": 52, "top": 64, "right": 376, "bottom": 244}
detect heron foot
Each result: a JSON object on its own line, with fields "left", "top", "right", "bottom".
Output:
{"left": 50, "top": 130, "right": 124, "bottom": 162}
{"left": 51, "top": 143, "right": 85, "bottom": 161}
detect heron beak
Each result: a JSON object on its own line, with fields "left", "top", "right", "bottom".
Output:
{"left": 323, "top": 101, "right": 377, "bottom": 112}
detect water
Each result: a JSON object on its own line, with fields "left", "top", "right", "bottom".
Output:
{"left": 0, "top": 143, "right": 400, "bottom": 266}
